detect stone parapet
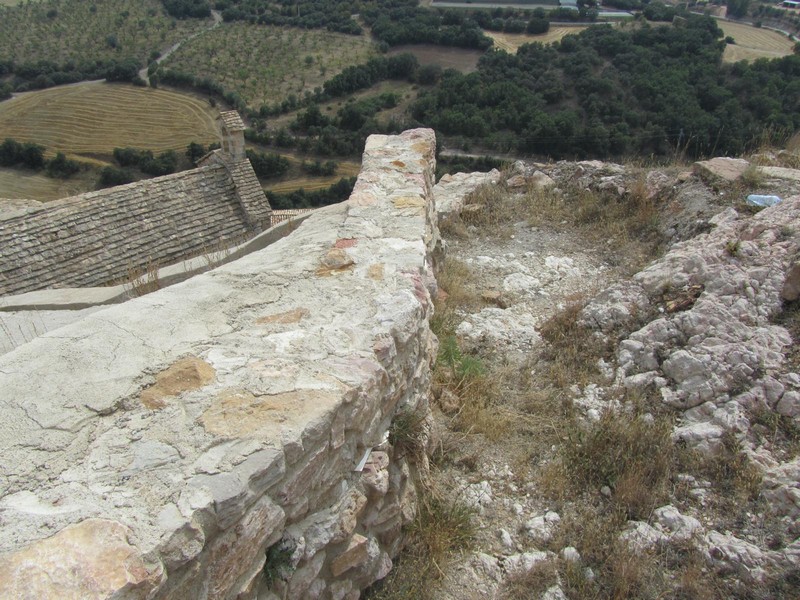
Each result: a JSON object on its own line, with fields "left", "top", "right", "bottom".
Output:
{"left": 0, "top": 128, "right": 439, "bottom": 599}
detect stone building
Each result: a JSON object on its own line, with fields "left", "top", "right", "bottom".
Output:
{"left": 0, "top": 111, "right": 271, "bottom": 297}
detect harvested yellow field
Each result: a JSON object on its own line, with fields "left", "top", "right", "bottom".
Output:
{"left": 0, "top": 83, "right": 219, "bottom": 160}
{"left": 0, "top": 168, "right": 93, "bottom": 202}
{"left": 266, "top": 178, "right": 341, "bottom": 194}
{"left": 720, "top": 21, "right": 795, "bottom": 63}
{"left": 487, "top": 27, "right": 590, "bottom": 52}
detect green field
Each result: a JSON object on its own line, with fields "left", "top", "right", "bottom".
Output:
{"left": 161, "top": 22, "right": 378, "bottom": 108}
{"left": 0, "top": 83, "right": 219, "bottom": 160}
{"left": 0, "top": 0, "right": 208, "bottom": 65}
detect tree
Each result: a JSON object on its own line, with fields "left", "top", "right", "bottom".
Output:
{"left": 726, "top": 0, "right": 750, "bottom": 19}
{"left": 186, "top": 142, "right": 207, "bottom": 163}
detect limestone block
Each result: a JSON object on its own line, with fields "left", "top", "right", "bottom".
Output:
{"left": 207, "top": 496, "right": 285, "bottom": 600}
{"left": 693, "top": 157, "right": 750, "bottom": 182}
{"left": 156, "top": 503, "right": 206, "bottom": 571}
{"left": 330, "top": 534, "right": 370, "bottom": 577}
{"left": 287, "top": 551, "right": 325, "bottom": 598}
{"left": 0, "top": 519, "right": 164, "bottom": 599}
{"left": 362, "top": 451, "right": 391, "bottom": 498}
{"left": 782, "top": 264, "right": 800, "bottom": 302}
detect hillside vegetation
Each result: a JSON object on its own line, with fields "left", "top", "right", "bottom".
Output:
{"left": 0, "top": 0, "right": 206, "bottom": 68}
{"left": 413, "top": 16, "right": 800, "bottom": 158}
{"left": 159, "top": 23, "right": 377, "bottom": 107}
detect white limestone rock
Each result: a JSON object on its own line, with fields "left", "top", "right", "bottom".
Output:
{"left": 524, "top": 511, "right": 561, "bottom": 544}
{"left": 620, "top": 521, "right": 667, "bottom": 551}
{"left": 703, "top": 531, "right": 768, "bottom": 581}
{"left": 653, "top": 505, "right": 703, "bottom": 542}
{"left": 503, "top": 551, "right": 553, "bottom": 575}
{"left": 463, "top": 481, "right": 493, "bottom": 515}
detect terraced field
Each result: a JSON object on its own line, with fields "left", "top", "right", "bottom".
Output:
{"left": 720, "top": 20, "right": 795, "bottom": 62}
{"left": 0, "top": 83, "right": 219, "bottom": 160}
{"left": 161, "top": 23, "right": 377, "bottom": 108}
{"left": 0, "top": 0, "right": 206, "bottom": 66}
{"left": 487, "top": 26, "right": 591, "bottom": 52}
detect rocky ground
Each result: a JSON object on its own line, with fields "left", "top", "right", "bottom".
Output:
{"left": 374, "top": 150, "right": 800, "bottom": 599}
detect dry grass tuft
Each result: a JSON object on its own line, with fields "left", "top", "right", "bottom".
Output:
{"left": 542, "top": 409, "right": 674, "bottom": 519}
{"left": 459, "top": 180, "right": 519, "bottom": 237}
{"left": 499, "top": 561, "right": 559, "bottom": 599}
{"left": 525, "top": 181, "right": 662, "bottom": 272}
{"left": 537, "top": 296, "right": 610, "bottom": 389}
{"left": 431, "top": 258, "right": 481, "bottom": 339}
{"left": 389, "top": 408, "right": 428, "bottom": 463}
{"left": 124, "top": 261, "right": 161, "bottom": 297}
{"left": 678, "top": 430, "right": 762, "bottom": 503}
{"left": 366, "top": 483, "right": 475, "bottom": 600}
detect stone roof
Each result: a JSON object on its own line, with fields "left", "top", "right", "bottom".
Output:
{"left": 219, "top": 110, "right": 245, "bottom": 132}
{"left": 0, "top": 162, "right": 268, "bottom": 297}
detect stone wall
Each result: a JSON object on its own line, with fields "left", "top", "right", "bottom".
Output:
{"left": 0, "top": 129, "right": 440, "bottom": 599}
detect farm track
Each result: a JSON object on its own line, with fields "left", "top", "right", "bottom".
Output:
{"left": 486, "top": 26, "right": 592, "bottom": 52}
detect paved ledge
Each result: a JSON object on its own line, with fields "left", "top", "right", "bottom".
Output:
{"left": 0, "top": 129, "right": 439, "bottom": 599}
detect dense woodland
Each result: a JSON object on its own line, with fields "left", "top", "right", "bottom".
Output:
{"left": 412, "top": 16, "right": 800, "bottom": 158}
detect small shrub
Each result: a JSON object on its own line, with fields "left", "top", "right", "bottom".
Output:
{"left": 389, "top": 408, "right": 427, "bottom": 461}
{"left": 724, "top": 239, "right": 741, "bottom": 257}
{"left": 99, "top": 165, "right": 135, "bottom": 187}
{"left": 263, "top": 540, "right": 294, "bottom": 587}
{"left": 739, "top": 164, "right": 766, "bottom": 188}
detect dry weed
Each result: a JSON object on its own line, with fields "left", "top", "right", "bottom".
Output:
{"left": 537, "top": 296, "right": 609, "bottom": 389}
{"left": 366, "top": 482, "right": 475, "bottom": 600}
{"left": 124, "top": 260, "right": 161, "bottom": 297}
{"left": 542, "top": 409, "right": 674, "bottom": 520}
{"left": 499, "top": 561, "right": 559, "bottom": 599}
{"left": 677, "top": 430, "right": 762, "bottom": 503}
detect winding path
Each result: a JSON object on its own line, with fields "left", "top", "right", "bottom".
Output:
{"left": 138, "top": 9, "right": 223, "bottom": 84}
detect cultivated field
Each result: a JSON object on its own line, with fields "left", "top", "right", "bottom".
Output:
{"left": 263, "top": 156, "right": 360, "bottom": 195}
{"left": 161, "top": 23, "right": 377, "bottom": 108}
{"left": 388, "top": 44, "right": 485, "bottom": 72}
{"left": 0, "top": 0, "right": 207, "bottom": 66}
{"left": 720, "top": 20, "right": 795, "bottom": 62}
{"left": 0, "top": 168, "right": 93, "bottom": 201}
{"left": 486, "top": 26, "right": 591, "bottom": 52}
{"left": 0, "top": 83, "right": 219, "bottom": 160}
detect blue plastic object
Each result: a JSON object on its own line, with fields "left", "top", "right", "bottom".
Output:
{"left": 746, "top": 194, "right": 782, "bottom": 207}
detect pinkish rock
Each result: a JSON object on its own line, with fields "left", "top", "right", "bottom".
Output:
{"left": 0, "top": 519, "right": 164, "bottom": 599}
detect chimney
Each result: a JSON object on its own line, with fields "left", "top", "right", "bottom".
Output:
{"left": 219, "top": 111, "right": 246, "bottom": 162}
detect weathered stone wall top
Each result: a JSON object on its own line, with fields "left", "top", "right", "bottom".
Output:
{"left": 0, "top": 128, "right": 438, "bottom": 599}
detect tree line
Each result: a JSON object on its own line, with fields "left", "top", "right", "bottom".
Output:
{"left": 266, "top": 176, "right": 356, "bottom": 209}
{"left": 0, "top": 57, "right": 142, "bottom": 94}
{"left": 0, "top": 138, "right": 81, "bottom": 178}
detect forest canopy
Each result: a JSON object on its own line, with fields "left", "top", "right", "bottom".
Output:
{"left": 411, "top": 16, "right": 800, "bottom": 158}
